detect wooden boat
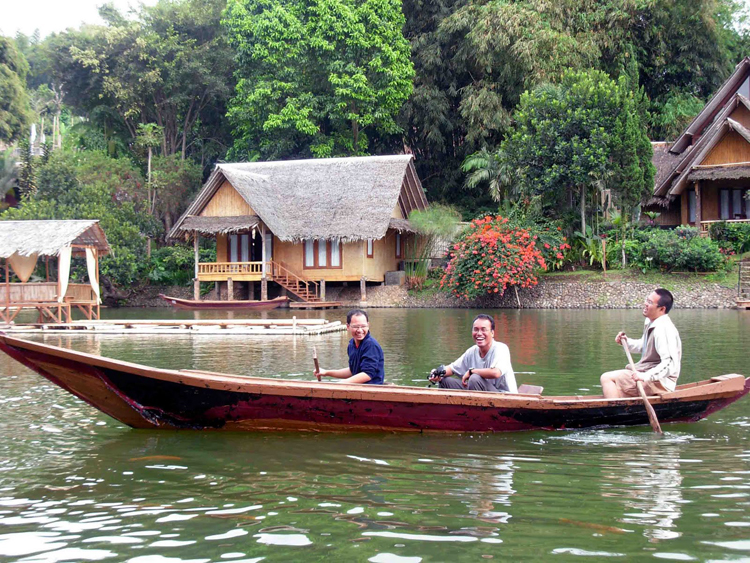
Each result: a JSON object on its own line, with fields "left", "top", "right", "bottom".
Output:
{"left": 0, "top": 333, "right": 747, "bottom": 433}
{"left": 159, "top": 294, "right": 287, "bottom": 311}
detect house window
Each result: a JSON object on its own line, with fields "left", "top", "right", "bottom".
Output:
{"left": 688, "top": 191, "right": 696, "bottom": 224}
{"left": 303, "top": 239, "right": 342, "bottom": 269}
{"left": 395, "top": 233, "right": 402, "bottom": 259}
{"left": 366, "top": 239, "right": 373, "bottom": 258}
{"left": 228, "top": 234, "right": 250, "bottom": 262}
{"left": 720, "top": 189, "right": 749, "bottom": 220}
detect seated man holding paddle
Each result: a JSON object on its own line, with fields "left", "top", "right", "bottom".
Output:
{"left": 600, "top": 288, "right": 682, "bottom": 399}
{"left": 314, "top": 309, "right": 384, "bottom": 385}
{"left": 429, "top": 314, "right": 517, "bottom": 393}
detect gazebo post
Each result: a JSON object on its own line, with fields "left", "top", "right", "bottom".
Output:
{"left": 261, "top": 224, "right": 268, "bottom": 301}
{"left": 95, "top": 248, "right": 100, "bottom": 320}
{"left": 193, "top": 234, "right": 200, "bottom": 300}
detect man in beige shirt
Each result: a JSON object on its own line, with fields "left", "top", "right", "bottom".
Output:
{"left": 601, "top": 288, "right": 682, "bottom": 399}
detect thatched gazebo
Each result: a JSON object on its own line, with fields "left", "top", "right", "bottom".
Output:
{"left": 0, "top": 220, "right": 110, "bottom": 323}
{"left": 169, "top": 155, "right": 428, "bottom": 303}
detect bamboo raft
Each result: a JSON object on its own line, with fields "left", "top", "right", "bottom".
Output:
{"left": 0, "top": 317, "right": 345, "bottom": 336}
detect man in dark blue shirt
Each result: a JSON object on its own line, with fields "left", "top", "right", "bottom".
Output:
{"left": 313, "top": 309, "right": 385, "bottom": 385}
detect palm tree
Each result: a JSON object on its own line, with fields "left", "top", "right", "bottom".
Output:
{"left": 462, "top": 148, "right": 517, "bottom": 203}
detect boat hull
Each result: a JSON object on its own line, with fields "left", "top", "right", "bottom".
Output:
{"left": 159, "top": 294, "right": 287, "bottom": 311}
{"left": 1, "top": 334, "right": 747, "bottom": 433}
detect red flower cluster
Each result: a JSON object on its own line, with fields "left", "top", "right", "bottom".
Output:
{"left": 441, "top": 216, "right": 547, "bottom": 300}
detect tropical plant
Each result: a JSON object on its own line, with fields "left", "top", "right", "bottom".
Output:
{"left": 441, "top": 215, "right": 546, "bottom": 300}
{"left": 403, "top": 205, "right": 462, "bottom": 289}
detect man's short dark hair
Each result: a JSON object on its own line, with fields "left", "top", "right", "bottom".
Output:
{"left": 654, "top": 288, "right": 674, "bottom": 313}
{"left": 347, "top": 309, "right": 369, "bottom": 324}
{"left": 473, "top": 314, "right": 495, "bottom": 331}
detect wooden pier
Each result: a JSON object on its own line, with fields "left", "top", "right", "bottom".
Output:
{"left": 0, "top": 317, "right": 345, "bottom": 336}
{"left": 289, "top": 301, "right": 341, "bottom": 310}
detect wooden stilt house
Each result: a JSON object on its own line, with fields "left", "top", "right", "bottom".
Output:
{"left": 0, "top": 220, "right": 110, "bottom": 323}
{"left": 647, "top": 57, "right": 750, "bottom": 232}
{"left": 168, "top": 155, "right": 429, "bottom": 303}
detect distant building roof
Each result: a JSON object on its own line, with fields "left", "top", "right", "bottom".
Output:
{"left": 0, "top": 220, "right": 110, "bottom": 258}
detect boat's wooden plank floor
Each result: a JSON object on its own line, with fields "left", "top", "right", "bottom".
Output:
{"left": 0, "top": 317, "right": 345, "bottom": 335}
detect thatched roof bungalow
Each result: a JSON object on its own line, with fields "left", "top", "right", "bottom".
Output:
{"left": 0, "top": 220, "right": 110, "bottom": 323}
{"left": 646, "top": 57, "right": 750, "bottom": 231}
{"left": 169, "top": 155, "right": 428, "bottom": 302}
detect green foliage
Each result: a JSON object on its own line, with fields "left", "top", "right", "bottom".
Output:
{"left": 709, "top": 221, "right": 750, "bottom": 254}
{"left": 16, "top": 138, "right": 36, "bottom": 197}
{"left": 441, "top": 215, "right": 546, "bottom": 300}
{"left": 147, "top": 245, "right": 215, "bottom": 285}
{"left": 499, "top": 69, "right": 654, "bottom": 232}
{"left": 0, "top": 37, "right": 32, "bottom": 144}
{"left": 404, "top": 204, "right": 461, "bottom": 288}
{"left": 48, "top": 0, "right": 235, "bottom": 161}
{"left": 615, "top": 228, "right": 727, "bottom": 272}
{"left": 2, "top": 150, "right": 162, "bottom": 287}
{"left": 223, "top": 0, "right": 414, "bottom": 159}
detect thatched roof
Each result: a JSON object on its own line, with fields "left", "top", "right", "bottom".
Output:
{"left": 651, "top": 142, "right": 683, "bottom": 188}
{"left": 388, "top": 218, "right": 419, "bottom": 234}
{"left": 688, "top": 163, "right": 750, "bottom": 181}
{"left": 654, "top": 94, "right": 750, "bottom": 199}
{"left": 181, "top": 216, "right": 261, "bottom": 235}
{"left": 670, "top": 57, "right": 750, "bottom": 154}
{"left": 169, "top": 155, "right": 428, "bottom": 242}
{"left": 0, "top": 220, "right": 110, "bottom": 258}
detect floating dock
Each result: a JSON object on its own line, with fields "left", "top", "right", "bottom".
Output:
{"left": 0, "top": 317, "right": 345, "bottom": 336}
{"left": 289, "top": 301, "right": 341, "bottom": 310}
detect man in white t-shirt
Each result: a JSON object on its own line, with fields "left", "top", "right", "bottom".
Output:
{"left": 429, "top": 314, "right": 518, "bottom": 393}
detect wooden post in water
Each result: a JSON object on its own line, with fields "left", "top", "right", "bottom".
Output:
{"left": 320, "top": 279, "right": 326, "bottom": 302}
{"left": 360, "top": 277, "right": 367, "bottom": 302}
{"left": 227, "top": 278, "right": 234, "bottom": 301}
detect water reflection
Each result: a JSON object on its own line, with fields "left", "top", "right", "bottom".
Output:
{"left": 0, "top": 309, "right": 749, "bottom": 561}
{"left": 609, "top": 444, "right": 684, "bottom": 542}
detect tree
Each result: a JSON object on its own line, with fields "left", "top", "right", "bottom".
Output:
{"left": 223, "top": 0, "right": 414, "bottom": 159}
{"left": 0, "top": 36, "right": 32, "bottom": 144}
{"left": 47, "top": 0, "right": 235, "bottom": 162}
{"left": 136, "top": 123, "right": 164, "bottom": 213}
{"left": 499, "top": 70, "right": 654, "bottom": 233}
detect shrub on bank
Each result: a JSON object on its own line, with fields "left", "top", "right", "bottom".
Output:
{"left": 709, "top": 221, "right": 750, "bottom": 254}
{"left": 441, "top": 215, "right": 546, "bottom": 300}
{"left": 609, "top": 227, "right": 726, "bottom": 272}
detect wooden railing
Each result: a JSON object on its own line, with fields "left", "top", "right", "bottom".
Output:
{"left": 270, "top": 261, "right": 319, "bottom": 297}
{"left": 198, "top": 261, "right": 267, "bottom": 275}
{"left": 700, "top": 218, "right": 750, "bottom": 234}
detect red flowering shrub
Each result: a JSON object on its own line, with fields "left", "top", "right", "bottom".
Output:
{"left": 441, "top": 216, "right": 547, "bottom": 300}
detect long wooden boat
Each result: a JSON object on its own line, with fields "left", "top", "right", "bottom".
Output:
{"left": 0, "top": 333, "right": 747, "bottom": 433}
{"left": 159, "top": 294, "right": 287, "bottom": 311}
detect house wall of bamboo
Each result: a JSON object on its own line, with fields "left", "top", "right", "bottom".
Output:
{"left": 702, "top": 130, "right": 750, "bottom": 165}
{"left": 272, "top": 236, "right": 400, "bottom": 283}
{"left": 201, "top": 181, "right": 255, "bottom": 217}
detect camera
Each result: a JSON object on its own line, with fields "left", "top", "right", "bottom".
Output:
{"left": 429, "top": 365, "right": 447, "bottom": 380}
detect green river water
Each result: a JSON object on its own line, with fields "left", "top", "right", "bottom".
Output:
{"left": 0, "top": 307, "right": 748, "bottom": 562}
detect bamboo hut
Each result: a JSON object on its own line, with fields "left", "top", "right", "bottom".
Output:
{"left": 647, "top": 57, "right": 750, "bottom": 232}
{"left": 0, "top": 220, "right": 110, "bottom": 323}
{"left": 169, "top": 155, "right": 428, "bottom": 303}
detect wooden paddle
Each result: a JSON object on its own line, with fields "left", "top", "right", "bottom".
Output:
{"left": 313, "top": 346, "right": 321, "bottom": 381}
{"left": 621, "top": 339, "right": 662, "bottom": 434}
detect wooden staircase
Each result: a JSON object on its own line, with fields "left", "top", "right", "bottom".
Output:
{"left": 739, "top": 259, "right": 750, "bottom": 309}
{"left": 270, "top": 261, "right": 321, "bottom": 303}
